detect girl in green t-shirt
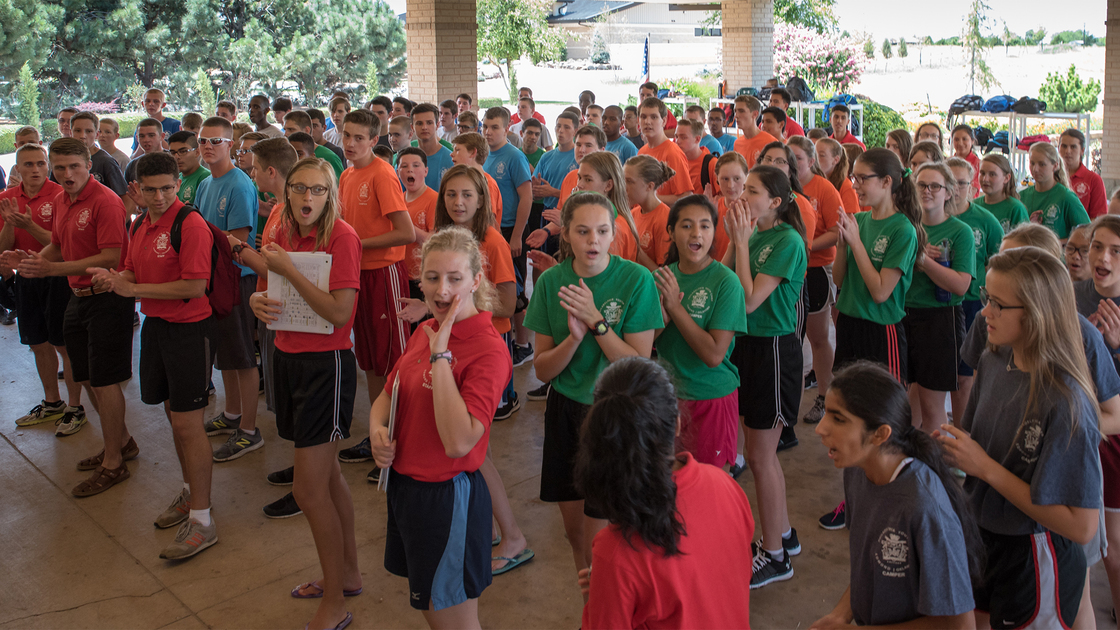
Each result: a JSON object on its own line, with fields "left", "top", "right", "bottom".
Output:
{"left": 976, "top": 154, "right": 1028, "bottom": 235}
{"left": 523, "top": 191, "right": 662, "bottom": 578}
{"left": 723, "top": 166, "right": 808, "bottom": 589}
{"left": 1023, "top": 142, "right": 1090, "bottom": 242}
{"left": 653, "top": 195, "right": 747, "bottom": 470}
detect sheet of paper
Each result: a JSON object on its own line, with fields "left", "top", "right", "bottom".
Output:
{"left": 378, "top": 372, "right": 400, "bottom": 493}
{"left": 266, "top": 252, "right": 334, "bottom": 334}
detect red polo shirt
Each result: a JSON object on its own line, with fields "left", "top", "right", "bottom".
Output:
{"left": 509, "top": 110, "right": 547, "bottom": 126}
{"left": 1070, "top": 163, "right": 1107, "bottom": 219}
{"left": 784, "top": 118, "right": 806, "bottom": 137}
{"left": 269, "top": 218, "right": 362, "bottom": 354}
{"left": 125, "top": 200, "right": 212, "bottom": 323}
{"left": 50, "top": 178, "right": 128, "bottom": 290}
{"left": 386, "top": 311, "right": 511, "bottom": 483}
{"left": 832, "top": 130, "right": 865, "bottom": 150}
{"left": 0, "top": 180, "right": 63, "bottom": 252}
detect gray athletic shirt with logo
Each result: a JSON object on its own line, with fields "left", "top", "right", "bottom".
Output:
{"left": 844, "top": 461, "right": 974, "bottom": 625}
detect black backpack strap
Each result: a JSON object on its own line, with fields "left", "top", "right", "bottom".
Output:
{"left": 700, "top": 152, "right": 716, "bottom": 191}
{"left": 129, "top": 210, "right": 148, "bottom": 238}
{"left": 169, "top": 203, "right": 198, "bottom": 253}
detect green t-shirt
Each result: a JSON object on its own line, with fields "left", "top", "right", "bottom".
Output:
{"left": 954, "top": 203, "right": 1002, "bottom": 301}
{"left": 315, "top": 145, "right": 345, "bottom": 179}
{"left": 973, "top": 196, "right": 1029, "bottom": 235}
{"left": 525, "top": 147, "right": 546, "bottom": 170}
{"left": 409, "top": 138, "right": 454, "bottom": 152}
{"left": 904, "top": 217, "right": 974, "bottom": 309}
{"left": 178, "top": 166, "right": 210, "bottom": 205}
{"left": 524, "top": 255, "right": 663, "bottom": 404}
{"left": 654, "top": 261, "right": 748, "bottom": 400}
{"left": 745, "top": 223, "right": 807, "bottom": 337}
{"left": 837, "top": 212, "right": 918, "bottom": 325}
{"left": 1020, "top": 184, "right": 1090, "bottom": 239}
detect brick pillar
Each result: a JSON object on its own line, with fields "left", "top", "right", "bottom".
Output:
{"left": 722, "top": 0, "right": 774, "bottom": 93}
{"left": 406, "top": 0, "right": 477, "bottom": 105}
{"left": 1105, "top": 0, "right": 1120, "bottom": 195}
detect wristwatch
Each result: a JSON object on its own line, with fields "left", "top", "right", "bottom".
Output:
{"left": 430, "top": 350, "right": 453, "bottom": 364}
{"left": 231, "top": 242, "right": 245, "bottom": 254}
{"left": 590, "top": 319, "right": 610, "bottom": 337}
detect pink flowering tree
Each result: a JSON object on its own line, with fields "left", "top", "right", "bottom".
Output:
{"left": 773, "top": 23, "right": 868, "bottom": 95}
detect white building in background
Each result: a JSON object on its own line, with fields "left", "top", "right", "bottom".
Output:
{"left": 548, "top": 1, "right": 717, "bottom": 60}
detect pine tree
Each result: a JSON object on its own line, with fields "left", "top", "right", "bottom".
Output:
{"left": 16, "top": 62, "right": 40, "bottom": 127}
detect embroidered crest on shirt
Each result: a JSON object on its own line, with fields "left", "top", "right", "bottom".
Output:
{"left": 1016, "top": 419, "right": 1043, "bottom": 464}
{"left": 154, "top": 232, "right": 171, "bottom": 257}
{"left": 1045, "top": 205, "right": 1058, "bottom": 220}
{"left": 1000, "top": 219, "right": 1010, "bottom": 233}
{"left": 496, "top": 162, "right": 506, "bottom": 176}
{"left": 76, "top": 209, "right": 91, "bottom": 230}
{"left": 640, "top": 231, "right": 652, "bottom": 249}
{"left": 359, "top": 182, "right": 370, "bottom": 202}
{"left": 600, "top": 298, "right": 626, "bottom": 325}
{"left": 39, "top": 203, "right": 53, "bottom": 221}
{"left": 92, "top": 173, "right": 104, "bottom": 183}
{"left": 756, "top": 244, "right": 774, "bottom": 265}
{"left": 875, "top": 528, "right": 911, "bottom": 577}
{"left": 218, "top": 196, "right": 227, "bottom": 217}
{"left": 686, "top": 287, "right": 713, "bottom": 318}
{"left": 973, "top": 229, "right": 983, "bottom": 249}
{"left": 1075, "top": 182, "right": 1089, "bottom": 196}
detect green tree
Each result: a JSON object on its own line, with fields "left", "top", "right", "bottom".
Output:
{"left": 477, "top": 0, "right": 563, "bottom": 103}
{"left": 193, "top": 69, "right": 217, "bottom": 116}
{"left": 1025, "top": 27, "right": 1047, "bottom": 48}
{"left": 921, "top": 35, "right": 934, "bottom": 45}
{"left": 882, "top": 38, "right": 892, "bottom": 59}
{"left": 773, "top": 0, "right": 837, "bottom": 33}
{"left": 898, "top": 37, "right": 908, "bottom": 58}
{"left": 16, "top": 61, "right": 40, "bottom": 126}
{"left": 1039, "top": 64, "right": 1102, "bottom": 112}
{"left": 963, "top": 0, "right": 998, "bottom": 93}
{"left": 864, "top": 38, "right": 875, "bottom": 58}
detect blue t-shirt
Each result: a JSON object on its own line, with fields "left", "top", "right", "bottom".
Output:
{"left": 700, "top": 133, "right": 723, "bottom": 156}
{"left": 713, "top": 133, "right": 737, "bottom": 154}
{"left": 483, "top": 143, "right": 532, "bottom": 228}
{"left": 132, "top": 117, "right": 181, "bottom": 151}
{"left": 534, "top": 147, "right": 577, "bottom": 210}
{"left": 195, "top": 167, "right": 258, "bottom": 277}
{"left": 606, "top": 136, "right": 638, "bottom": 166}
{"left": 423, "top": 146, "right": 454, "bottom": 192}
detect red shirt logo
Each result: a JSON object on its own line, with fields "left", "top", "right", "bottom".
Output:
{"left": 1075, "top": 181, "right": 1089, "bottom": 196}
{"left": 76, "top": 209, "right": 91, "bottom": 230}
{"left": 154, "top": 232, "right": 171, "bottom": 257}
{"left": 39, "top": 203, "right": 53, "bottom": 221}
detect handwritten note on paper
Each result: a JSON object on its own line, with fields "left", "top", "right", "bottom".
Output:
{"left": 267, "top": 252, "right": 334, "bottom": 334}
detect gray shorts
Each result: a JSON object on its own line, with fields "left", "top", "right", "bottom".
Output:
{"left": 212, "top": 274, "right": 259, "bottom": 371}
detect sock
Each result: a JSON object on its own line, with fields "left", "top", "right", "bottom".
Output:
{"left": 782, "top": 528, "right": 792, "bottom": 540}
{"left": 765, "top": 547, "right": 784, "bottom": 561}
{"left": 244, "top": 427, "right": 258, "bottom": 436}
{"left": 223, "top": 412, "right": 241, "bottom": 421}
{"left": 189, "top": 508, "right": 211, "bottom": 526}
{"left": 736, "top": 453, "right": 746, "bottom": 468}
{"left": 183, "top": 482, "right": 190, "bottom": 493}
{"left": 66, "top": 404, "right": 83, "bottom": 413}
{"left": 516, "top": 342, "right": 530, "bottom": 349}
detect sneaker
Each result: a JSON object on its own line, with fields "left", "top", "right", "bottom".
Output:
{"left": 203, "top": 412, "right": 241, "bottom": 436}
{"left": 803, "top": 370, "right": 817, "bottom": 390}
{"left": 803, "top": 395, "right": 826, "bottom": 425}
{"left": 55, "top": 406, "right": 88, "bottom": 436}
{"left": 752, "top": 529, "right": 801, "bottom": 558}
{"left": 206, "top": 380, "right": 215, "bottom": 397}
{"left": 749, "top": 549, "right": 793, "bottom": 589}
{"left": 776, "top": 425, "right": 798, "bottom": 452}
{"left": 526, "top": 382, "right": 550, "bottom": 401}
{"left": 263, "top": 492, "right": 302, "bottom": 519}
{"left": 494, "top": 393, "right": 521, "bottom": 421}
{"left": 267, "top": 466, "right": 295, "bottom": 486}
{"left": 511, "top": 343, "right": 534, "bottom": 367}
{"left": 133, "top": 311, "right": 140, "bottom": 327}
{"left": 338, "top": 437, "right": 373, "bottom": 463}
{"left": 159, "top": 518, "right": 218, "bottom": 560}
{"left": 155, "top": 488, "right": 191, "bottom": 529}
{"left": 819, "top": 501, "right": 846, "bottom": 530}
{"left": 16, "top": 400, "right": 66, "bottom": 427}
{"left": 212, "top": 428, "right": 264, "bottom": 462}
{"left": 0, "top": 307, "right": 15, "bottom": 326}
{"left": 366, "top": 467, "right": 381, "bottom": 483}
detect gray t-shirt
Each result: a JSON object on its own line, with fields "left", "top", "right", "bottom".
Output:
{"left": 844, "top": 460, "right": 975, "bottom": 626}
{"left": 90, "top": 149, "right": 127, "bottom": 196}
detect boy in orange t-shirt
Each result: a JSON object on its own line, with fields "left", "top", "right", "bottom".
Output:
{"left": 732, "top": 95, "right": 778, "bottom": 168}
{"left": 674, "top": 119, "right": 718, "bottom": 195}
{"left": 637, "top": 97, "right": 693, "bottom": 206}
{"left": 395, "top": 147, "right": 438, "bottom": 288}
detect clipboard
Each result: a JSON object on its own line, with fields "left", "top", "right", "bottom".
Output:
{"left": 377, "top": 371, "right": 400, "bottom": 493}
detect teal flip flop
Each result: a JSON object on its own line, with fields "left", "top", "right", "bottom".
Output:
{"left": 492, "top": 548, "right": 534, "bottom": 576}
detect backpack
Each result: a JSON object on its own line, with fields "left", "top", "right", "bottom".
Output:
{"left": 826, "top": 94, "right": 860, "bottom": 135}
{"left": 947, "top": 94, "right": 984, "bottom": 127}
{"left": 985, "top": 130, "right": 1010, "bottom": 155}
{"left": 1015, "top": 134, "right": 1050, "bottom": 150}
{"left": 785, "top": 77, "right": 814, "bottom": 103}
{"left": 130, "top": 203, "right": 241, "bottom": 319}
{"left": 1012, "top": 97, "right": 1047, "bottom": 114}
{"left": 973, "top": 125, "right": 994, "bottom": 149}
{"left": 981, "top": 95, "right": 1017, "bottom": 113}
{"left": 699, "top": 152, "right": 717, "bottom": 191}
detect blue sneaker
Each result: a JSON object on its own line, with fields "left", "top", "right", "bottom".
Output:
{"left": 338, "top": 437, "right": 372, "bottom": 463}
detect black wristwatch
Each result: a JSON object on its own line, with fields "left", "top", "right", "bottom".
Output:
{"left": 590, "top": 319, "right": 610, "bottom": 337}
{"left": 430, "top": 350, "right": 453, "bottom": 364}
{"left": 231, "top": 242, "right": 245, "bottom": 254}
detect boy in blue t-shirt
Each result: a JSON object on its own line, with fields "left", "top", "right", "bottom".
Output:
{"left": 602, "top": 105, "right": 638, "bottom": 165}
{"left": 533, "top": 111, "right": 579, "bottom": 213}
{"left": 411, "top": 103, "right": 454, "bottom": 191}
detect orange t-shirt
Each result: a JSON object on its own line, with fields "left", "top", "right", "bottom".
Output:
{"left": 339, "top": 157, "right": 409, "bottom": 270}
{"left": 684, "top": 148, "right": 719, "bottom": 195}
{"left": 837, "top": 177, "right": 859, "bottom": 214}
{"left": 802, "top": 175, "right": 843, "bottom": 267}
{"left": 733, "top": 130, "right": 778, "bottom": 169}
{"left": 639, "top": 139, "right": 694, "bottom": 198}
{"left": 484, "top": 172, "right": 502, "bottom": 223}
{"left": 611, "top": 214, "right": 639, "bottom": 262}
{"left": 404, "top": 187, "right": 439, "bottom": 280}
{"left": 255, "top": 202, "right": 285, "bottom": 293}
{"left": 794, "top": 193, "right": 817, "bottom": 263}
{"left": 632, "top": 202, "right": 672, "bottom": 265}
{"left": 479, "top": 226, "right": 516, "bottom": 334}
{"left": 558, "top": 170, "right": 579, "bottom": 209}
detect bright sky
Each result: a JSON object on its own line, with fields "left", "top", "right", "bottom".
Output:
{"left": 834, "top": 0, "right": 1104, "bottom": 40}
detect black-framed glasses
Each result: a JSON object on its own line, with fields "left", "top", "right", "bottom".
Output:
{"left": 141, "top": 185, "right": 177, "bottom": 197}
{"left": 916, "top": 182, "right": 946, "bottom": 193}
{"left": 288, "top": 183, "right": 329, "bottom": 196}
{"left": 979, "top": 286, "right": 1025, "bottom": 316}
{"left": 1064, "top": 244, "right": 1089, "bottom": 258}
{"left": 851, "top": 174, "right": 883, "bottom": 185}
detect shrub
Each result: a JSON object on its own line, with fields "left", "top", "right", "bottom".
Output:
{"left": 1039, "top": 64, "right": 1102, "bottom": 113}
{"left": 16, "top": 62, "right": 39, "bottom": 128}
{"left": 859, "top": 97, "right": 907, "bottom": 149}
{"left": 773, "top": 24, "right": 869, "bottom": 94}
{"left": 478, "top": 97, "right": 504, "bottom": 109}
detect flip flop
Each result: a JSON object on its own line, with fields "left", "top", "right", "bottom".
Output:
{"left": 291, "top": 581, "right": 363, "bottom": 599}
{"left": 492, "top": 533, "right": 501, "bottom": 547}
{"left": 305, "top": 611, "right": 352, "bottom": 630}
{"left": 492, "top": 549, "right": 534, "bottom": 576}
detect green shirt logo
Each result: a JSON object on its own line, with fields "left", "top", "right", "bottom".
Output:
{"left": 973, "top": 228, "right": 983, "bottom": 249}
{"left": 600, "top": 298, "right": 626, "bottom": 325}
{"left": 872, "top": 235, "right": 890, "bottom": 260}
{"left": 756, "top": 244, "right": 774, "bottom": 265}
{"left": 1046, "top": 205, "right": 1059, "bottom": 220}
{"left": 686, "top": 287, "right": 713, "bottom": 317}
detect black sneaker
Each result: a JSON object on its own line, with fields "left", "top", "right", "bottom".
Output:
{"left": 263, "top": 492, "right": 302, "bottom": 519}
{"left": 752, "top": 529, "right": 802, "bottom": 558}
{"left": 819, "top": 501, "right": 846, "bottom": 530}
{"left": 494, "top": 393, "right": 521, "bottom": 421}
{"left": 338, "top": 437, "right": 373, "bottom": 463}
{"left": 511, "top": 343, "right": 534, "bottom": 367}
{"left": 267, "top": 466, "right": 295, "bottom": 486}
{"left": 776, "top": 425, "right": 798, "bottom": 452}
{"left": 750, "top": 549, "right": 793, "bottom": 589}
{"left": 0, "top": 307, "right": 15, "bottom": 326}
{"left": 803, "top": 370, "right": 817, "bottom": 390}
{"left": 526, "top": 382, "right": 550, "bottom": 401}
{"left": 367, "top": 467, "right": 381, "bottom": 483}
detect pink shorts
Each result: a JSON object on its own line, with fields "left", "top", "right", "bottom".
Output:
{"left": 353, "top": 262, "right": 409, "bottom": 376}
{"left": 1100, "top": 435, "right": 1120, "bottom": 511}
{"left": 678, "top": 390, "right": 739, "bottom": 468}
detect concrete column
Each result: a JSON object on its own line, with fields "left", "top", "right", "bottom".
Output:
{"left": 721, "top": 0, "right": 774, "bottom": 93}
{"left": 1105, "top": 0, "right": 1120, "bottom": 194}
{"left": 405, "top": 0, "right": 477, "bottom": 105}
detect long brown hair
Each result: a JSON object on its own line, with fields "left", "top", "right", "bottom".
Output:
{"left": 981, "top": 154, "right": 1019, "bottom": 200}
{"left": 816, "top": 137, "right": 849, "bottom": 192}
{"left": 434, "top": 164, "right": 493, "bottom": 242}
{"left": 281, "top": 158, "right": 341, "bottom": 252}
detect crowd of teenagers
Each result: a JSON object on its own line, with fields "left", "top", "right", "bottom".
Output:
{"left": 1, "top": 80, "right": 1119, "bottom": 630}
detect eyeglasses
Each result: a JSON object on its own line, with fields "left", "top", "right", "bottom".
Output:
{"left": 1064, "top": 244, "right": 1089, "bottom": 258}
{"left": 288, "top": 183, "right": 329, "bottom": 196}
{"left": 979, "top": 286, "right": 1024, "bottom": 316}
{"left": 851, "top": 174, "right": 883, "bottom": 186}
{"left": 235, "top": 149, "right": 252, "bottom": 156}
{"left": 760, "top": 156, "right": 788, "bottom": 166}
{"left": 164, "top": 148, "right": 196, "bottom": 157}
{"left": 916, "top": 182, "right": 945, "bottom": 193}
{"left": 197, "top": 137, "right": 230, "bottom": 145}
{"left": 141, "top": 185, "right": 177, "bottom": 197}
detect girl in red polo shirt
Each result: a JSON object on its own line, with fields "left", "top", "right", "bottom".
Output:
{"left": 575, "top": 356, "right": 755, "bottom": 629}
{"left": 248, "top": 158, "right": 362, "bottom": 630}
{"left": 370, "top": 226, "right": 511, "bottom": 628}
{"left": 950, "top": 125, "right": 982, "bottom": 195}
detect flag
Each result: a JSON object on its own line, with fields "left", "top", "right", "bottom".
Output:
{"left": 642, "top": 35, "right": 650, "bottom": 83}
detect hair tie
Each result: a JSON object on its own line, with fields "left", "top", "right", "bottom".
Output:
{"left": 789, "top": 192, "right": 797, "bottom": 202}
{"left": 902, "top": 168, "right": 913, "bottom": 178}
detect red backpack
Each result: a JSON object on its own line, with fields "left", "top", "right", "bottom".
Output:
{"left": 130, "top": 204, "right": 241, "bottom": 318}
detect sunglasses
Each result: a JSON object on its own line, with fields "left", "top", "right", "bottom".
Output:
{"left": 197, "top": 137, "right": 231, "bottom": 145}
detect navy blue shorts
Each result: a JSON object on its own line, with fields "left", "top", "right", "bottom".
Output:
{"left": 975, "top": 529, "right": 1085, "bottom": 629}
{"left": 384, "top": 468, "right": 492, "bottom": 611}
{"left": 957, "top": 299, "right": 983, "bottom": 377}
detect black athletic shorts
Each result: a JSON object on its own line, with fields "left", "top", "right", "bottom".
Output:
{"left": 957, "top": 299, "right": 984, "bottom": 377}
{"left": 733, "top": 334, "right": 803, "bottom": 430}
{"left": 540, "top": 387, "right": 605, "bottom": 518}
{"left": 974, "top": 528, "right": 1086, "bottom": 629}
{"left": 805, "top": 265, "right": 835, "bottom": 314}
{"left": 212, "top": 274, "right": 258, "bottom": 371}
{"left": 500, "top": 225, "right": 526, "bottom": 297}
{"left": 835, "top": 313, "right": 908, "bottom": 385}
{"left": 903, "top": 305, "right": 964, "bottom": 391}
{"left": 272, "top": 348, "right": 357, "bottom": 448}
{"left": 63, "top": 291, "right": 134, "bottom": 387}
{"left": 385, "top": 468, "right": 492, "bottom": 610}
{"left": 140, "top": 316, "right": 212, "bottom": 412}
{"left": 15, "top": 275, "right": 71, "bottom": 347}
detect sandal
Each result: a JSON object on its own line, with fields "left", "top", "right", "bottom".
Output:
{"left": 72, "top": 463, "right": 130, "bottom": 497}
{"left": 291, "top": 581, "right": 363, "bottom": 599}
{"left": 492, "top": 549, "right": 535, "bottom": 576}
{"left": 77, "top": 437, "right": 139, "bottom": 471}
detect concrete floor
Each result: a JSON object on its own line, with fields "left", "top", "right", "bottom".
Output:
{"left": 1, "top": 317, "right": 1116, "bottom": 629}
